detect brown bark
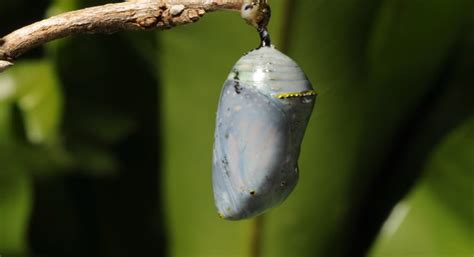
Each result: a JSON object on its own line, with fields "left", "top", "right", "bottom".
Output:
{"left": 0, "top": 0, "right": 244, "bottom": 72}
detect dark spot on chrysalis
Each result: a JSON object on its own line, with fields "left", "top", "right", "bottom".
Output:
{"left": 233, "top": 71, "right": 242, "bottom": 94}
{"left": 233, "top": 70, "right": 240, "bottom": 80}
{"left": 221, "top": 155, "right": 230, "bottom": 176}
{"left": 234, "top": 81, "right": 242, "bottom": 94}
{"left": 250, "top": 191, "right": 256, "bottom": 196}
{"left": 258, "top": 28, "right": 271, "bottom": 48}
{"left": 221, "top": 156, "right": 229, "bottom": 166}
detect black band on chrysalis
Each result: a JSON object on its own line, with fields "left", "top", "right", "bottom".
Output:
{"left": 257, "top": 3, "right": 271, "bottom": 48}
{"left": 258, "top": 28, "right": 271, "bottom": 48}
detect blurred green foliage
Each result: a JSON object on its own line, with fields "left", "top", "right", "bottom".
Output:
{"left": 0, "top": 0, "right": 473, "bottom": 257}
{"left": 371, "top": 117, "right": 474, "bottom": 256}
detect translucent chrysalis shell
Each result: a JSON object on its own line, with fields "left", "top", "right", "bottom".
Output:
{"left": 212, "top": 46, "right": 316, "bottom": 220}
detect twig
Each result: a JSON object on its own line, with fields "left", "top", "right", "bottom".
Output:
{"left": 0, "top": 0, "right": 245, "bottom": 72}
{"left": 249, "top": 215, "right": 264, "bottom": 257}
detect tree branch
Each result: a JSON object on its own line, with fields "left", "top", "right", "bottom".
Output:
{"left": 0, "top": 0, "right": 244, "bottom": 72}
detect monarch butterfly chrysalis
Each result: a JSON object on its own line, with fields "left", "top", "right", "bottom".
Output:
{"left": 212, "top": 45, "right": 317, "bottom": 220}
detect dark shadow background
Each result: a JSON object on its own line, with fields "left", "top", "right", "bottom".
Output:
{"left": 1, "top": 1, "right": 166, "bottom": 257}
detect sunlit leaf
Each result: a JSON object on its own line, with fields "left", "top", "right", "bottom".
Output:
{"left": 3, "top": 61, "right": 62, "bottom": 143}
{"left": 370, "top": 117, "right": 474, "bottom": 257}
{"left": 0, "top": 61, "right": 70, "bottom": 177}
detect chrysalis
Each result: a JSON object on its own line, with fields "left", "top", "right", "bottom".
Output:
{"left": 212, "top": 45, "right": 316, "bottom": 220}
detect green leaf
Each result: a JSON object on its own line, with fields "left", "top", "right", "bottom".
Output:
{"left": 369, "top": 117, "right": 474, "bottom": 257}
{"left": 0, "top": 60, "right": 63, "bottom": 143}
{"left": 0, "top": 61, "right": 70, "bottom": 177}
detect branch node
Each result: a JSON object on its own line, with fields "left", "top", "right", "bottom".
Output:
{"left": 187, "top": 8, "right": 205, "bottom": 22}
{"left": 138, "top": 16, "right": 160, "bottom": 28}
{"left": 170, "top": 4, "right": 186, "bottom": 16}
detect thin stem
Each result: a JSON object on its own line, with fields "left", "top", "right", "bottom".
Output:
{"left": 250, "top": 214, "right": 265, "bottom": 257}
